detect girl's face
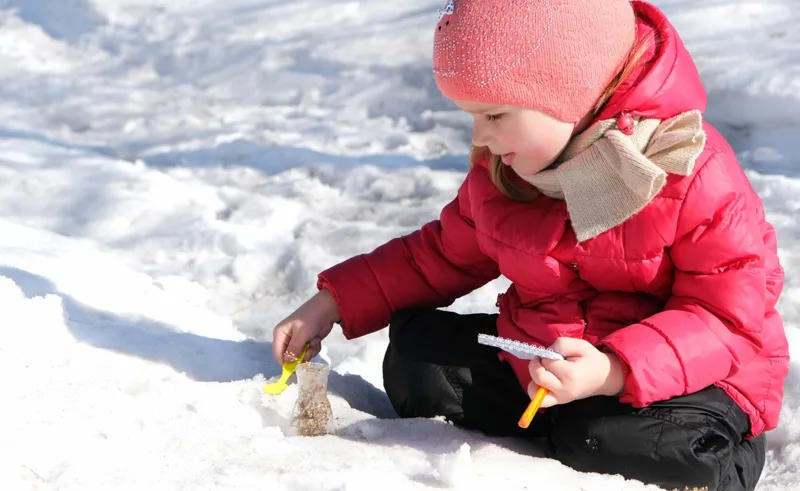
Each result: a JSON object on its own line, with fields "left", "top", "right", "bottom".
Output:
{"left": 453, "top": 100, "right": 582, "bottom": 176}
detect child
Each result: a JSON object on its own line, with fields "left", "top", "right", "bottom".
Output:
{"left": 272, "top": 1, "right": 789, "bottom": 490}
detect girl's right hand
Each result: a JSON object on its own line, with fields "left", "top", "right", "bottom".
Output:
{"left": 271, "top": 289, "right": 341, "bottom": 365}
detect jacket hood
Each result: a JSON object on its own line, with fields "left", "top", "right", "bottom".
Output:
{"left": 595, "top": 1, "right": 707, "bottom": 123}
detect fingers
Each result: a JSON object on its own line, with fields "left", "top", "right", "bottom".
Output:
{"left": 271, "top": 294, "right": 336, "bottom": 365}
{"left": 525, "top": 338, "right": 605, "bottom": 408}
{"left": 528, "top": 356, "right": 563, "bottom": 392}
{"left": 272, "top": 326, "right": 322, "bottom": 364}
{"left": 540, "top": 356, "right": 573, "bottom": 381}
{"left": 306, "top": 337, "right": 322, "bottom": 361}
{"left": 272, "top": 318, "right": 314, "bottom": 364}
{"left": 285, "top": 333, "right": 311, "bottom": 364}
{"left": 549, "top": 337, "right": 593, "bottom": 358}
{"left": 272, "top": 325, "right": 292, "bottom": 365}
{"left": 526, "top": 382, "right": 559, "bottom": 408}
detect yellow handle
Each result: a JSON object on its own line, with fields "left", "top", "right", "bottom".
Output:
{"left": 263, "top": 343, "right": 311, "bottom": 395}
{"left": 518, "top": 386, "right": 548, "bottom": 429}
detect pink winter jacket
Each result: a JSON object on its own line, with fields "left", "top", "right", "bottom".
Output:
{"left": 317, "top": 2, "right": 789, "bottom": 438}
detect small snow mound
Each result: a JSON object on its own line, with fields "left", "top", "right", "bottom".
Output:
{"left": 343, "top": 419, "right": 387, "bottom": 441}
{"left": 0, "top": 274, "right": 70, "bottom": 345}
{"left": 2, "top": 0, "right": 105, "bottom": 42}
{"left": 434, "top": 443, "right": 473, "bottom": 488}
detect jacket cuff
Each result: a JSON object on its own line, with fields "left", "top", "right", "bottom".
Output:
{"left": 597, "top": 325, "right": 683, "bottom": 407}
{"left": 316, "top": 255, "right": 392, "bottom": 340}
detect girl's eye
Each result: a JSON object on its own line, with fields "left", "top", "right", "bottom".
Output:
{"left": 485, "top": 113, "right": 503, "bottom": 122}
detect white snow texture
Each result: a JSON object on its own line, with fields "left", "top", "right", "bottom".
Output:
{"left": 1, "top": 1, "right": 798, "bottom": 490}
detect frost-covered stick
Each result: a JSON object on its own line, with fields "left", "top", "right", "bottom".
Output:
{"left": 477, "top": 333, "right": 565, "bottom": 361}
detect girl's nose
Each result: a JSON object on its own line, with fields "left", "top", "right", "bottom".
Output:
{"left": 471, "top": 120, "right": 491, "bottom": 148}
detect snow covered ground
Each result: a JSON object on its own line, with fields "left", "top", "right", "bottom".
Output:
{"left": 0, "top": 0, "right": 798, "bottom": 489}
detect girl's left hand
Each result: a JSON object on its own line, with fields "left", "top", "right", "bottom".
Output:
{"left": 527, "top": 337, "right": 625, "bottom": 408}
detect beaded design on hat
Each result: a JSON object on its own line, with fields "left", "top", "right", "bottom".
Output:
{"left": 438, "top": 0, "right": 454, "bottom": 21}
{"left": 430, "top": 0, "right": 636, "bottom": 123}
{"left": 432, "top": 0, "right": 553, "bottom": 88}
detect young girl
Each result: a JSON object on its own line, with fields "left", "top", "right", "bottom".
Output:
{"left": 272, "top": 1, "right": 789, "bottom": 489}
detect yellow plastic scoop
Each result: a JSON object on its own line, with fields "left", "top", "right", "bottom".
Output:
{"left": 264, "top": 343, "right": 310, "bottom": 395}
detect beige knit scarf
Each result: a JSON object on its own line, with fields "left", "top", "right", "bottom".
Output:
{"left": 515, "top": 110, "right": 707, "bottom": 242}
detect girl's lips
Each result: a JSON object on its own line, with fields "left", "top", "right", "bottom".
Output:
{"left": 501, "top": 152, "right": 516, "bottom": 166}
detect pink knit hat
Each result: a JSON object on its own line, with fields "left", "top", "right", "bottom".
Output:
{"left": 432, "top": 0, "right": 637, "bottom": 123}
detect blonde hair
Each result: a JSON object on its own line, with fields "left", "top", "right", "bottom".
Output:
{"left": 469, "top": 36, "right": 652, "bottom": 202}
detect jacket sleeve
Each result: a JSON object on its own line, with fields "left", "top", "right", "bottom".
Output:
{"left": 317, "top": 170, "right": 500, "bottom": 339}
{"left": 599, "top": 152, "right": 782, "bottom": 407}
